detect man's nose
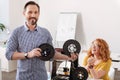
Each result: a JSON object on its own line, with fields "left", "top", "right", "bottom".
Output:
{"left": 31, "top": 13, "right": 36, "bottom": 17}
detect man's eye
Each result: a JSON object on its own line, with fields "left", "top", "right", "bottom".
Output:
{"left": 28, "top": 11, "right": 32, "bottom": 14}
{"left": 35, "top": 11, "right": 38, "bottom": 14}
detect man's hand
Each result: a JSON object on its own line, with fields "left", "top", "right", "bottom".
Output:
{"left": 68, "top": 53, "right": 79, "bottom": 61}
{"left": 27, "top": 48, "right": 41, "bottom": 58}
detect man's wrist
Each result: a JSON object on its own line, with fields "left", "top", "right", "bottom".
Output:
{"left": 67, "top": 56, "right": 72, "bottom": 61}
{"left": 24, "top": 53, "right": 29, "bottom": 59}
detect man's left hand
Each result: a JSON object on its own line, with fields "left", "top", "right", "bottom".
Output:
{"left": 68, "top": 53, "right": 79, "bottom": 61}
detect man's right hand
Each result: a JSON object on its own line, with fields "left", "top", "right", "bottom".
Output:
{"left": 27, "top": 48, "right": 42, "bottom": 58}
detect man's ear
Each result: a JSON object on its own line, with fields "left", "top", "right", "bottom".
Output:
{"left": 23, "top": 10, "right": 25, "bottom": 16}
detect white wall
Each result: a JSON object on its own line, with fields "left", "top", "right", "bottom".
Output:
{"left": 0, "top": 0, "right": 9, "bottom": 26}
{"left": 0, "top": 0, "right": 39, "bottom": 32}
{"left": 38, "top": 0, "right": 120, "bottom": 53}
{"left": 1, "top": 0, "right": 120, "bottom": 73}
{"left": 9, "top": 0, "right": 39, "bottom": 31}
{"left": 0, "top": 0, "right": 120, "bottom": 53}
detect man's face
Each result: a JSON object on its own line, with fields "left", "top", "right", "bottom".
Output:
{"left": 23, "top": 5, "right": 39, "bottom": 26}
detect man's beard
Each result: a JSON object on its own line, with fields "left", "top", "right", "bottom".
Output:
{"left": 29, "top": 17, "right": 37, "bottom": 25}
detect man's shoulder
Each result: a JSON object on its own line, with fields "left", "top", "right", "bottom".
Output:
{"left": 14, "top": 25, "right": 24, "bottom": 30}
{"left": 12, "top": 25, "right": 24, "bottom": 34}
{"left": 37, "top": 26, "right": 49, "bottom": 33}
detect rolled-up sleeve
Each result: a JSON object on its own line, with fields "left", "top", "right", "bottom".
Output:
{"left": 5, "top": 29, "right": 18, "bottom": 60}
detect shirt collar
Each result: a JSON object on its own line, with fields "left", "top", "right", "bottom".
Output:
{"left": 24, "top": 22, "right": 38, "bottom": 31}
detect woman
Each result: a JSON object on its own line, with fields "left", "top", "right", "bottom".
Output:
{"left": 83, "top": 38, "right": 111, "bottom": 80}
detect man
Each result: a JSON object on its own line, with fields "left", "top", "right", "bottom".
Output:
{"left": 5, "top": 1, "right": 78, "bottom": 80}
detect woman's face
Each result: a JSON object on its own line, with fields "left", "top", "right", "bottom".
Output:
{"left": 91, "top": 41, "right": 100, "bottom": 56}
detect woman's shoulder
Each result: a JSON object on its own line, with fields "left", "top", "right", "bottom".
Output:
{"left": 107, "top": 59, "right": 112, "bottom": 64}
{"left": 84, "top": 55, "right": 89, "bottom": 59}
{"left": 102, "top": 59, "right": 111, "bottom": 66}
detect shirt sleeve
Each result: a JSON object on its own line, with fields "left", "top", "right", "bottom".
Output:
{"left": 5, "top": 29, "right": 19, "bottom": 60}
{"left": 100, "top": 60, "right": 111, "bottom": 72}
{"left": 83, "top": 55, "right": 89, "bottom": 66}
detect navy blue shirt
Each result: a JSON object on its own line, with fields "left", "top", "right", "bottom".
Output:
{"left": 5, "top": 24, "right": 53, "bottom": 80}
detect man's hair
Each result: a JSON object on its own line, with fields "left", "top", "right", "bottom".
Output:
{"left": 24, "top": 1, "right": 40, "bottom": 12}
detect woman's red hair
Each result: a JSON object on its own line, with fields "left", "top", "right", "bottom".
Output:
{"left": 87, "top": 38, "right": 111, "bottom": 62}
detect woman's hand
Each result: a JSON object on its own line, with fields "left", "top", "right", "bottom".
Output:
{"left": 87, "top": 57, "right": 95, "bottom": 65}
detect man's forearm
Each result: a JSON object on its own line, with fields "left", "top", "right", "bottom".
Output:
{"left": 53, "top": 51, "right": 70, "bottom": 60}
{"left": 12, "top": 52, "right": 26, "bottom": 60}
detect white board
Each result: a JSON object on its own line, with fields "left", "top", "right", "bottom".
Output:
{"left": 56, "top": 12, "right": 77, "bottom": 41}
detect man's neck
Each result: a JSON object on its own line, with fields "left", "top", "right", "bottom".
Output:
{"left": 28, "top": 25, "right": 36, "bottom": 31}
{"left": 26, "top": 23, "right": 36, "bottom": 31}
